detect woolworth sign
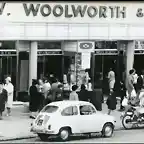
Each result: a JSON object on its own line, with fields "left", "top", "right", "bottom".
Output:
{"left": 0, "top": 2, "right": 144, "bottom": 23}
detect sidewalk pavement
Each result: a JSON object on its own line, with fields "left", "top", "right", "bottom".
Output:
{"left": 0, "top": 100, "right": 123, "bottom": 141}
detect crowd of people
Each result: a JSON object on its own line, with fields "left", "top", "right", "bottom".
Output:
{"left": 106, "top": 67, "right": 144, "bottom": 115}
{"left": 29, "top": 74, "right": 92, "bottom": 119}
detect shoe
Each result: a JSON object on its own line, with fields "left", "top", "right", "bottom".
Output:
{"left": 118, "top": 109, "right": 125, "bottom": 112}
{"left": 30, "top": 115, "right": 36, "bottom": 119}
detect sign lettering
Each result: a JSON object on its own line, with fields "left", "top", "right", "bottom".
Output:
{"left": 22, "top": 3, "right": 126, "bottom": 18}
{"left": 1, "top": 3, "right": 144, "bottom": 20}
{"left": 95, "top": 50, "right": 118, "bottom": 55}
{"left": 37, "top": 51, "right": 62, "bottom": 56}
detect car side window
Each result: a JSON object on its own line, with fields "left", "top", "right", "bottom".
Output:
{"left": 80, "top": 105, "right": 96, "bottom": 115}
{"left": 61, "top": 106, "right": 78, "bottom": 116}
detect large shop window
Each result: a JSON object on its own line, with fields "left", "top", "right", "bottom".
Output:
{"left": 0, "top": 41, "right": 15, "bottom": 49}
{"left": 0, "top": 41, "right": 17, "bottom": 100}
{"left": 63, "top": 52, "right": 92, "bottom": 91}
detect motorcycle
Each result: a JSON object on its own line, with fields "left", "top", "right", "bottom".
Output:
{"left": 121, "top": 104, "right": 144, "bottom": 129}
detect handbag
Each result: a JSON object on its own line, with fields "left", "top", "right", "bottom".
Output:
{"left": 122, "top": 97, "right": 128, "bottom": 107}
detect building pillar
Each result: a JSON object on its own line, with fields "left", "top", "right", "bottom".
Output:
{"left": 29, "top": 41, "right": 38, "bottom": 88}
{"left": 126, "top": 41, "right": 135, "bottom": 76}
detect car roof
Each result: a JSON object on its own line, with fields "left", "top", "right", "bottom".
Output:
{"left": 48, "top": 100, "right": 93, "bottom": 109}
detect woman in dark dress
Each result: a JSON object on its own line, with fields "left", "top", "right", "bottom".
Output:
{"left": 29, "top": 79, "right": 39, "bottom": 119}
{"left": 0, "top": 82, "right": 8, "bottom": 120}
{"left": 106, "top": 83, "right": 117, "bottom": 115}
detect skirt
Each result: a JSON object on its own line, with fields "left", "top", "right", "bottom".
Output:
{"left": 6, "top": 96, "right": 13, "bottom": 108}
{"left": 109, "top": 80, "right": 115, "bottom": 89}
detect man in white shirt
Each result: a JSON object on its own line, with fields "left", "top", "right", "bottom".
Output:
{"left": 4, "top": 77, "right": 14, "bottom": 116}
{"left": 108, "top": 68, "right": 115, "bottom": 93}
{"left": 43, "top": 78, "right": 51, "bottom": 99}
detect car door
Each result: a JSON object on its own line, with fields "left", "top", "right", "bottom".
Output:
{"left": 78, "top": 104, "right": 102, "bottom": 133}
{"left": 60, "top": 106, "right": 79, "bottom": 133}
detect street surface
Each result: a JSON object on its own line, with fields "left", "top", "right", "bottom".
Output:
{"left": 3, "top": 129, "right": 144, "bottom": 143}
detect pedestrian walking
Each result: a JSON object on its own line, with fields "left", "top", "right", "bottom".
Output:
{"left": 0, "top": 82, "right": 7, "bottom": 120}
{"left": 4, "top": 77, "right": 14, "bottom": 117}
{"left": 50, "top": 78, "right": 60, "bottom": 102}
{"left": 43, "top": 77, "right": 51, "bottom": 105}
{"left": 37, "top": 79, "right": 45, "bottom": 112}
{"left": 69, "top": 85, "right": 79, "bottom": 101}
{"left": 29, "top": 79, "right": 39, "bottom": 119}
{"left": 118, "top": 81, "right": 126, "bottom": 111}
{"left": 78, "top": 84, "right": 89, "bottom": 101}
{"left": 137, "top": 70, "right": 144, "bottom": 107}
{"left": 126, "top": 69, "right": 136, "bottom": 101}
{"left": 106, "top": 83, "right": 117, "bottom": 115}
{"left": 133, "top": 69, "right": 138, "bottom": 92}
{"left": 108, "top": 68, "right": 115, "bottom": 94}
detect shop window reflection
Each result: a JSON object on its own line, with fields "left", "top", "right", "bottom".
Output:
{"left": 135, "top": 41, "right": 144, "bottom": 49}
{"left": 0, "top": 41, "right": 15, "bottom": 49}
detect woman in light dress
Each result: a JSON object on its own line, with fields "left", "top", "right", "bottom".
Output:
{"left": 4, "top": 77, "right": 14, "bottom": 116}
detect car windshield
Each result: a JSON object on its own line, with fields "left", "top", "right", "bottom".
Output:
{"left": 41, "top": 105, "right": 58, "bottom": 113}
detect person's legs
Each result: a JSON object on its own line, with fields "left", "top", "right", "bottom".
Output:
{"left": 0, "top": 111, "right": 2, "bottom": 120}
{"left": 120, "top": 94, "right": 125, "bottom": 110}
{"left": 6, "top": 107, "right": 11, "bottom": 116}
{"left": 108, "top": 109, "right": 111, "bottom": 115}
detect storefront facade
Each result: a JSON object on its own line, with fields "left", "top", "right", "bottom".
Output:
{"left": 1, "top": 2, "right": 144, "bottom": 99}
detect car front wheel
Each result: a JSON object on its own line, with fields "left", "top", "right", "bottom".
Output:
{"left": 101, "top": 123, "right": 114, "bottom": 138}
{"left": 59, "top": 127, "right": 71, "bottom": 141}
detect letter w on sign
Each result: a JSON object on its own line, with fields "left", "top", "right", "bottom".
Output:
{"left": 23, "top": 3, "right": 40, "bottom": 16}
{"left": 0, "top": 3, "right": 6, "bottom": 15}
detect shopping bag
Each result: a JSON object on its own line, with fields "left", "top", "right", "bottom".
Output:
{"left": 126, "top": 89, "right": 137, "bottom": 98}
{"left": 122, "top": 97, "right": 128, "bottom": 107}
{"left": 131, "top": 89, "right": 137, "bottom": 98}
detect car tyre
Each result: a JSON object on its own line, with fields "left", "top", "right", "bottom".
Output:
{"left": 101, "top": 123, "right": 114, "bottom": 138}
{"left": 38, "top": 133, "right": 49, "bottom": 141}
{"left": 59, "top": 127, "right": 71, "bottom": 141}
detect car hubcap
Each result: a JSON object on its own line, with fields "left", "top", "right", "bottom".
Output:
{"left": 105, "top": 126, "right": 112, "bottom": 136}
{"left": 60, "top": 130, "right": 69, "bottom": 140}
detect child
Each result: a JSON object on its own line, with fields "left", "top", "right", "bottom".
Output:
{"left": 69, "top": 85, "right": 79, "bottom": 101}
{"left": 106, "top": 89, "right": 117, "bottom": 115}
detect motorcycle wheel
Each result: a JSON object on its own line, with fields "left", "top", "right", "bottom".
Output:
{"left": 122, "top": 115, "right": 133, "bottom": 130}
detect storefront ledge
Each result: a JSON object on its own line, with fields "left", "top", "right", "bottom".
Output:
{"left": 0, "top": 134, "right": 37, "bottom": 142}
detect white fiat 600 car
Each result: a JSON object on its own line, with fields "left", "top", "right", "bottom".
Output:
{"left": 31, "top": 101, "right": 116, "bottom": 141}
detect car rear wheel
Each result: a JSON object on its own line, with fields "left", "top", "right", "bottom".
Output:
{"left": 59, "top": 127, "right": 71, "bottom": 141}
{"left": 101, "top": 123, "right": 114, "bottom": 138}
{"left": 38, "top": 133, "right": 49, "bottom": 141}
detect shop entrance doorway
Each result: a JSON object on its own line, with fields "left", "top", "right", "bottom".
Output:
{"left": 37, "top": 51, "right": 63, "bottom": 82}
{"left": 94, "top": 51, "right": 124, "bottom": 94}
{"left": 134, "top": 54, "right": 144, "bottom": 75}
